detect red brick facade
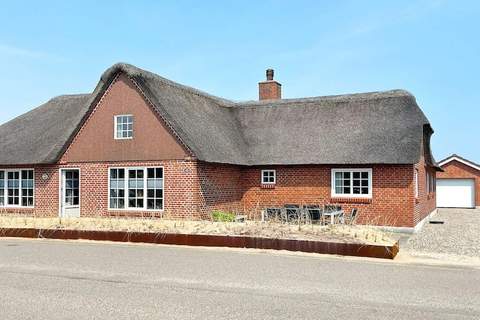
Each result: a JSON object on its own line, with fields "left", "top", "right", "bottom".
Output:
{"left": 437, "top": 160, "right": 480, "bottom": 207}
{"left": 1, "top": 160, "right": 435, "bottom": 228}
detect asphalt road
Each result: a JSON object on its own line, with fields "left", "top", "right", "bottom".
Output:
{"left": 0, "top": 239, "right": 479, "bottom": 320}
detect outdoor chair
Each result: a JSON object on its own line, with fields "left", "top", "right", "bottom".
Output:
{"left": 304, "top": 205, "right": 324, "bottom": 224}
{"left": 264, "top": 207, "right": 282, "bottom": 222}
{"left": 342, "top": 208, "right": 358, "bottom": 225}
{"left": 324, "top": 205, "right": 341, "bottom": 212}
{"left": 284, "top": 204, "right": 301, "bottom": 222}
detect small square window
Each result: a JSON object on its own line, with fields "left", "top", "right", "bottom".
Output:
{"left": 114, "top": 115, "right": 133, "bottom": 139}
{"left": 261, "top": 170, "right": 276, "bottom": 184}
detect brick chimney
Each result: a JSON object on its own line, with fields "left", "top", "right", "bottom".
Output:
{"left": 259, "top": 69, "right": 281, "bottom": 100}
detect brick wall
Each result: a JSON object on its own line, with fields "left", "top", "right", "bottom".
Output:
{"left": 1, "top": 160, "right": 201, "bottom": 219}
{"left": 437, "top": 160, "right": 480, "bottom": 207}
{"left": 241, "top": 165, "right": 416, "bottom": 227}
{"left": 1, "top": 161, "right": 430, "bottom": 227}
{"left": 197, "top": 162, "right": 243, "bottom": 215}
{"left": 413, "top": 155, "right": 437, "bottom": 225}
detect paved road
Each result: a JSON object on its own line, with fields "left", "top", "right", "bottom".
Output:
{"left": 0, "top": 239, "right": 479, "bottom": 320}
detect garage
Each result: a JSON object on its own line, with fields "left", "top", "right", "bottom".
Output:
{"left": 437, "top": 178, "right": 475, "bottom": 208}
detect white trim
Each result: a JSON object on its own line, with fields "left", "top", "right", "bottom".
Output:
{"left": 113, "top": 114, "right": 133, "bottom": 140}
{"left": 0, "top": 168, "right": 35, "bottom": 208}
{"left": 58, "top": 168, "right": 81, "bottom": 217}
{"left": 261, "top": 169, "right": 276, "bottom": 185}
{"left": 414, "top": 169, "right": 419, "bottom": 198}
{"left": 438, "top": 156, "right": 480, "bottom": 171}
{"left": 107, "top": 166, "right": 164, "bottom": 212}
{"left": 331, "top": 168, "right": 372, "bottom": 199}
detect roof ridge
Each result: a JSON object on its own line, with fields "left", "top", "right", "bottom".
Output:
{"left": 234, "top": 89, "right": 414, "bottom": 108}
{"left": 108, "top": 63, "right": 234, "bottom": 107}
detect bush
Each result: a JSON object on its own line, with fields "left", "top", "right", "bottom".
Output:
{"left": 211, "top": 210, "right": 236, "bottom": 222}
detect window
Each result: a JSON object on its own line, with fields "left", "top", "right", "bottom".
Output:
{"left": 426, "top": 170, "right": 435, "bottom": 194}
{"left": 128, "top": 169, "right": 144, "bottom": 208}
{"left": 331, "top": 169, "right": 372, "bottom": 198}
{"left": 21, "top": 170, "right": 34, "bottom": 207}
{"left": 7, "top": 171, "right": 20, "bottom": 205}
{"left": 109, "top": 167, "right": 163, "bottom": 211}
{"left": 261, "top": 170, "right": 276, "bottom": 184}
{"left": 109, "top": 168, "right": 125, "bottom": 209}
{"left": 414, "top": 169, "right": 419, "bottom": 198}
{"left": 0, "top": 169, "right": 34, "bottom": 208}
{"left": 0, "top": 171, "right": 4, "bottom": 206}
{"left": 114, "top": 115, "right": 133, "bottom": 139}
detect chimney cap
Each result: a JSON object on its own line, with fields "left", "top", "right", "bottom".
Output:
{"left": 266, "top": 69, "right": 274, "bottom": 81}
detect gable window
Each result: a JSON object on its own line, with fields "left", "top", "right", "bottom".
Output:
{"left": 0, "top": 169, "right": 34, "bottom": 208}
{"left": 109, "top": 167, "right": 163, "bottom": 211}
{"left": 261, "top": 170, "right": 276, "bottom": 184}
{"left": 331, "top": 169, "right": 372, "bottom": 198}
{"left": 114, "top": 115, "right": 133, "bottom": 139}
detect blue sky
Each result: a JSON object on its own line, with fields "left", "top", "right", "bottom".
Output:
{"left": 0, "top": 0, "right": 478, "bottom": 162}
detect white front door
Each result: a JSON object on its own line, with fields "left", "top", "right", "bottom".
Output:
{"left": 436, "top": 178, "right": 475, "bottom": 208}
{"left": 60, "top": 169, "right": 80, "bottom": 218}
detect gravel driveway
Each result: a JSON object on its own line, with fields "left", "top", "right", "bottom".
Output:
{"left": 404, "top": 208, "right": 480, "bottom": 261}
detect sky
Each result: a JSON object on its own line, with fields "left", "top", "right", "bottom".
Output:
{"left": 0, "top": 0, "right": 478, "bottom": 162}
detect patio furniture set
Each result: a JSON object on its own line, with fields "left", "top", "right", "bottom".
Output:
{"left": 262, "top": 205, "right": 358, "bottom": 225}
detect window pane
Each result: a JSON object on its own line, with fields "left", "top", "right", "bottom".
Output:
{"left": 361, "top": 172, "right": 368, "bottom": 179}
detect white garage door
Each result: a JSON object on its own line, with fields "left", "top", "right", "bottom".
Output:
{"left": 437, "top": 179, "right": 475, "bottom": 208}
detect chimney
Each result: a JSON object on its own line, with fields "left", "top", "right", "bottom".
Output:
{"left": 259, "top": 69, "right": 281, "bottom": 100}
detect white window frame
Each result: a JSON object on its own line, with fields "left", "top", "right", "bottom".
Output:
{"left": 414, "top": 169, "right": 419, "bottom": 198}
{"left": 0, "top": 168, "right": 35, "bottom": 208}
{"left": 114, "top": 114, "right": 133, "bottom": 140}
{"left": 261, "top": 169, "right": 276, "bottom": 185}
{"left": 108, "top": 166, "right": 164, "bottom": 212}
{"left": 331, "top": 168, "right": 372, "bottom": 199}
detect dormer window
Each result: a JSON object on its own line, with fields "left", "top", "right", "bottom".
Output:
{"left": 114, "top": 115, "right": 133, "bottom": 139}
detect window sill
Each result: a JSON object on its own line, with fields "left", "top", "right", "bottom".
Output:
{"left": 261, "top": 184, "right": 276, "bottom": 189}
{"left": 330, "top": 197, "right": 372, "bottom": 204}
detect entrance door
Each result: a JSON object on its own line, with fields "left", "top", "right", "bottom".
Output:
{"left": 60, "top": 169, "right": 80, "bottom": 217}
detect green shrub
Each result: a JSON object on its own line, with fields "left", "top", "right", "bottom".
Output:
{"left": 211, "top": 210, "right": 236, "bottom": 222}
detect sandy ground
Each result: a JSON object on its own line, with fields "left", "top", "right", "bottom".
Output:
{"left": 0, "top": 215, "right": 395, "bottom": 246}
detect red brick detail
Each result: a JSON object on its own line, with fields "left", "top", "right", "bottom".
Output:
{"left": 259, "top": 81, "right": 281, "bottom": 100}
{"left": 331, "top": 197, "right": 372, "bottom": 204}
{"left": 437, "top": 160, "right": 480, "bottom": 207}
{"left": 261, "top": 184, "right": 276, "bottom": 189}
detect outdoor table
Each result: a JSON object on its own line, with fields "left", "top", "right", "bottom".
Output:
{"left": 323, "top": 210, "right": 343, "bottom": 224}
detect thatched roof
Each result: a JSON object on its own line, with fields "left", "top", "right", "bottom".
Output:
{"left": 0, "top": 63, "right": 436, "bottom": 166}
